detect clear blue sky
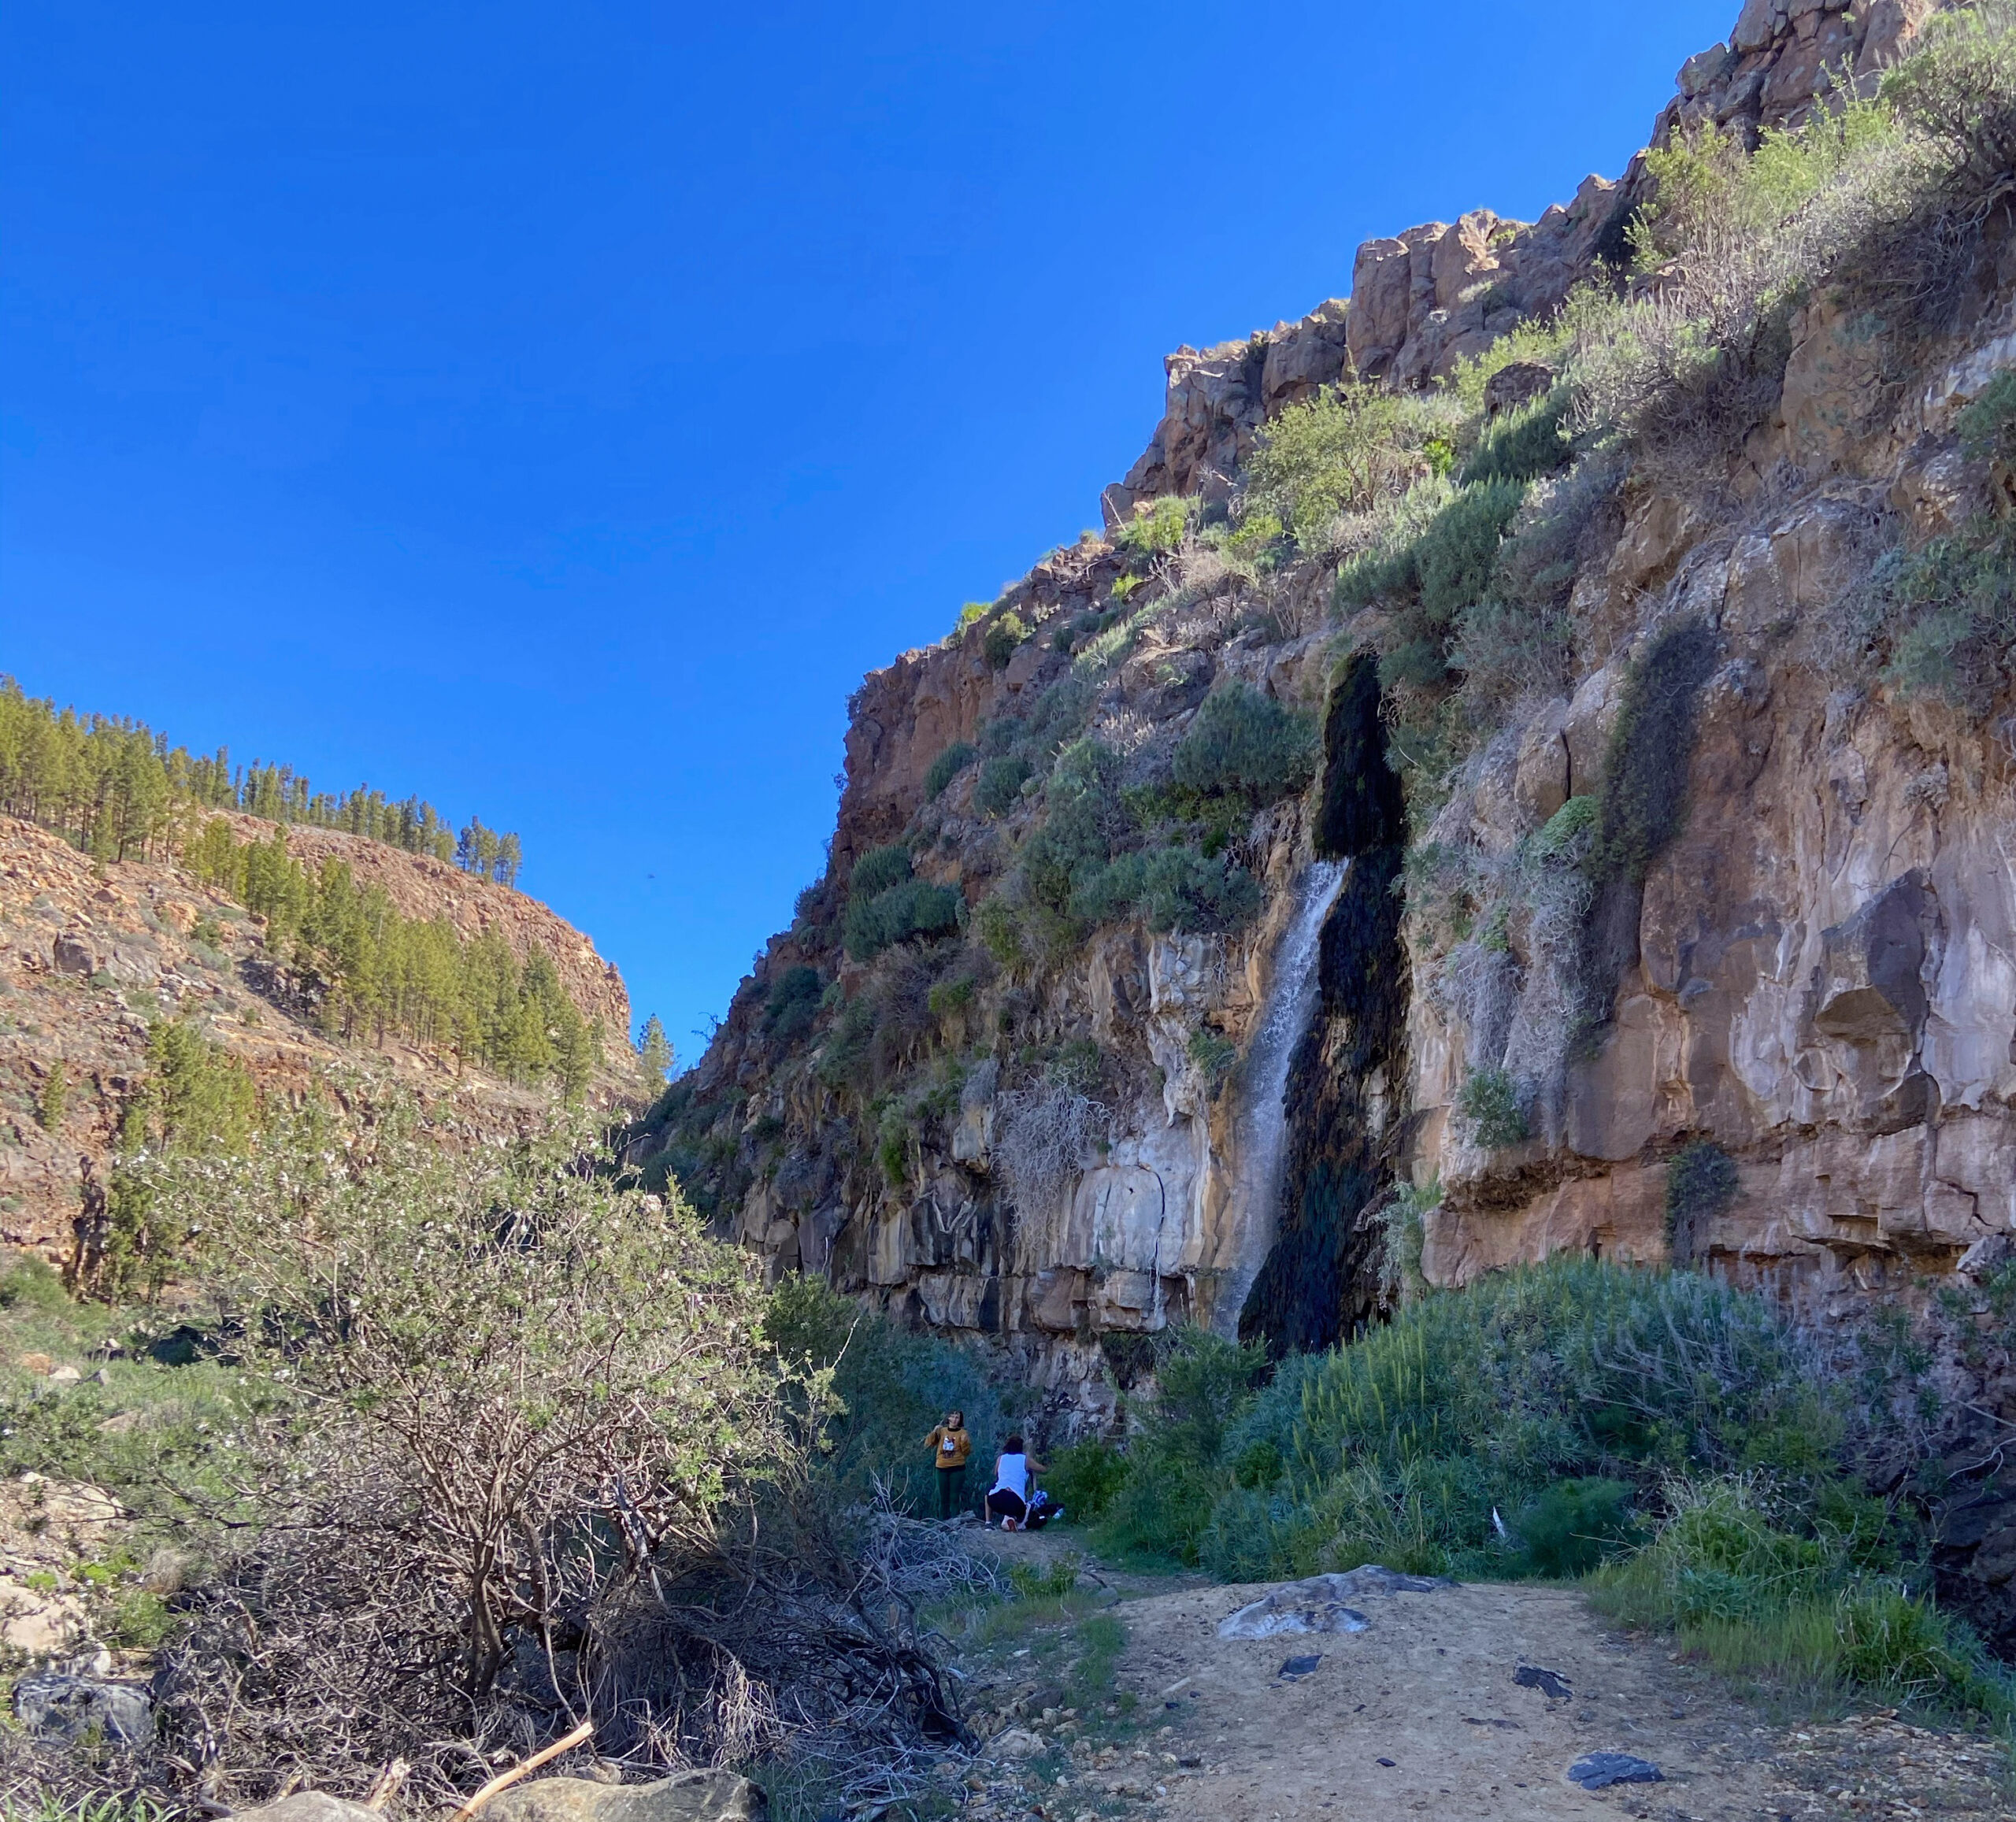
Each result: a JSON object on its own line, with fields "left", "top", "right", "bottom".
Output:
{"left": 2, "top": 2, "right": 1735, "bottom": 1064}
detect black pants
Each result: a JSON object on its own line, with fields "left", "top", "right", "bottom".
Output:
{"left": 986, "top": 1487, "right": 1028, "bottom": 1524}
{"left": 935, "top": 1465, "right": 966, "bottom": 1520}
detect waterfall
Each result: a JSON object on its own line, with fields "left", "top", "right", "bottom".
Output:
{"left": 1215, "top": 858, "right": 1348, "bottom": 1333}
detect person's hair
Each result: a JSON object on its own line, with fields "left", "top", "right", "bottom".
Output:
{"left": 1004, "top": 1434, "right": 1025, "bottom": 1454}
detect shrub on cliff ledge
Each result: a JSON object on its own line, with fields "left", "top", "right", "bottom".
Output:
{"left": 925, "top": 739, "right": 977, "bottom": 799}
{"left": 1172, "top": 680, "right": 1318, "bottom": 802}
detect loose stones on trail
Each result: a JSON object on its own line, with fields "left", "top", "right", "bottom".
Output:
{"left": 1216, "top": 1565, "right": 1450, "bottom": 1639}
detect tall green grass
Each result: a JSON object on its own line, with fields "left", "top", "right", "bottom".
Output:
{"left": 1073, "top": 1260, "right": 2012, "bottom": 1720}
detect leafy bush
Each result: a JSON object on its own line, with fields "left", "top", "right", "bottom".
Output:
{"left": 1456, "top": 1065, "right": 1529, "bottom": 1148}
{"left": 1867, "top": 523, "right": 2016, "bottom": 714}
{"left": 973, "top": 894, "right": 1026, "bottom": 968}
{"left": 765, "top": 965, "right": 824, "bottom": 1044}
{"left": 973, "top": 754, "right": 1035, "bottom": 818}
{"left": 1527, "top": 794, "right": 1599, "bottom": 862}
{"left": 1114, "top": 494, "right": 1191, "bottom": 559}
{"left": 1341, "top": 477, "right": 1530, "bottom": 695}
{"left": 1593, "top": 1478, "right": 2010, "bottom": 1717}
{"left": 850, "top": 842, "right": 913, "bottom": 899}
{"left": 1666, "top": 1139, "right": 1739, "bottom": 1266}
{"left": 1089, "top": 1329, "right": 1266, "bottom": 1566}
{"left": 1510, "top": 1477, "right": 1638, "bottom": 1578}
{"left": 1187, "top": 1026, "right": 1237, "bottom": 1094}
{"left": 1047, "top": 1439, "right": 1128, "bottom": 1524}
{"left": 1246, "top": 384, "right": 1457, "bottom": 543}
{"left": 1458, "top": 390, "right": 1572, "bottom": 488}
{"left": 984, "top": 610, "right": 1031, "bottom": 671}
{"left": 843, "top": 876, "right": 962, "bottom": 963}
{"left": 925, "top": 740, "right": 978, "bottom": 799}
{"left": 1068, "top": 842, "right": 1262, "bottom": 935}
{"left": 1172, "top": 681, "right": 1317, "bottom": 801}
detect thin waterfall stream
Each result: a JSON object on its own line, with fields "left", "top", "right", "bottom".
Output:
{"left": 1215, "top": 857, "right": 1348, "bottom": 1332}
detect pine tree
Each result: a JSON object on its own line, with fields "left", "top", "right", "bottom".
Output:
{"left": 35, "top": 1064, "right": 66, "bottom": 1132}
{"left": 638, "top": 1014, "right": 673, "bottom": 1085}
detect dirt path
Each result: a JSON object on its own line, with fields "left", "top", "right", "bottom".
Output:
{"left": 959, "top": 1535, "right": 2009, "bottom": 1822}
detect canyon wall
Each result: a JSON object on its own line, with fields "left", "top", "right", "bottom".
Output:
{"left": 642, "top": 0, "right": 2013, "bottom": 1455}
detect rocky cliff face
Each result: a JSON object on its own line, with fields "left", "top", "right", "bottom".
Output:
{"left": 640, "top": 0, "right": 2013, "bottom": 1468}
{"left": 0, "top": 813, "right": 632, "bottom": 1257}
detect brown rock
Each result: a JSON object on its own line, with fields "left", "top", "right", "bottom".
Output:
{"left": 487, "top": 1770, "right": 765, "bottom": 1822}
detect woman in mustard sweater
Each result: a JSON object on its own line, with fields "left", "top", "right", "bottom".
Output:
{"left": 924, "top": 1410, "right": 972, "bottom": 1520}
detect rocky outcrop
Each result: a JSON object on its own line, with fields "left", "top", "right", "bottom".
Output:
{"left": 1101, "top": 0, "right": 1947, "bottom": 531}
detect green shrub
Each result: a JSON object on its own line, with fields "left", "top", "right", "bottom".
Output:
{"left": 850, "top": 842, "right": 913, "bottom": 898}
{"left": 1456, "top": 1065, "right": 1529, "bottom": 1147}
{"left": 1666, "top": 1139, "right": 1739, "bottom": 1265}
{"left": 1592, "top": 1477, "right": 2011, "bottom": 1717}
{"left": 1172, "top": 681, "right": 1318, "bottom": 801}
{"left": 1871, "top": 524, "right": 2016, "bottom": 713}
{"left": 973, "top": 894, "right": 1026, "bottom": 968}
{"left": 1114, "top": 494, "right": 1191, "bottom": 559}
{"left": 1085, "top": 1329, "right": 1267, "bottom": 1568}
{"left": 1458, "top": 390, "right": 1572, "bottom": 487}
{"left": 925, "top": 740, "right": 978, "bottom": 799}
{"left": 954, "top": 600, "right": 992, "bottom": 636}
{"left": 842, "top": 877, "right": 962, "bottom": 962}
{"left": 1187, "top": 1026, "right": 1237, "bottom": 1093}
{"left": 1589, "top": 620, "right": 1718, "bottom": 885}
{"left": 1528, "top": 794, "right": 1599, "bottom": 863}
{"left": 1047, "top": 1438, "right": 1128, "bottom": 1524}
{"left": 925, "top": 976, "right": 974, "bottom": 1020}
{"left": 1247, "top": 384, "right": 1456, "bottom": 541}
{"left": 1510, "top": 1477, "right": 1639, "bottom": 1577}
{"left": 984, "top": 610, "right": 1032, "bottom": 671}
{"left": 1956, "top": 368, "right": 2016, "bottom": 466}
{"left": 764, "top": 965, "right": 824, "bottom": 1043}
{"left": 815, "top": 993, "right": 877, "bottom": 1087}
{"left": 1414, "top": 478, "right": 1529, "bottom": 627}
{"left": 1342, "top": 477, "right": 1530, "bottom": 695}
{"left": 1069, "top": 843, "right": 1262, "bottom": 935}
{"left": 973, "top": 754, "right": 1035, "bottom": 818}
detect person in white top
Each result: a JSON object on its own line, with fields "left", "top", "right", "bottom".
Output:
{"left": 985, "top": 1433, "right": 1047, "bottom": 1531}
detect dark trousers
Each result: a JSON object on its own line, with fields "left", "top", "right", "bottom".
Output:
{"left": 935, "top": 1465, "right": 966, "bottom": 1520}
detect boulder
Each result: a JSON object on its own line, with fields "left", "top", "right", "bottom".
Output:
{"left": 1217, "top": 1567, "right": 1447, "bottom": 1639}
{"left": 13, "top": 1670, "right": 153, "bottom": 1746}
{"left": 487, "top": 1771, "right": 764, "bottom": 1822}
{"left": 1484, "top": 361, "right": 1554, "bottom": 420}
{"left": 228, "top": 1798, "right": 381, "bottom": 1822}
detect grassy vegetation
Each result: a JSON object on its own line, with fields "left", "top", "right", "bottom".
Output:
{"left": 1052, "top": 1260, "right": 2014, "bottom": 1724}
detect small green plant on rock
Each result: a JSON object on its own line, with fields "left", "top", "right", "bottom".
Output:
{"left": 1187, "top": 1026, "right": 1237, "bottom": 1094}
{"left": 1665, "top": 1139, "right": 1740, "bottom": 1267}
{"left": 1456, "top": 1065, "right": 1529, "bottom": 1148}
{"left": 925, "top": 740, "right": 977, "bottom": 799}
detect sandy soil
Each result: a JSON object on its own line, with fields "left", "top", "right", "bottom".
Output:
{"left": 965, "top": 1531, "right": 2010, "bottom": 1822}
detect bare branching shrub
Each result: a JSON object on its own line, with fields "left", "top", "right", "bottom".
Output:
{"left": 995, "top": 1085, "right": 1108, "bottom": 1216}
{"left": 1577, "top": 11, "right": 2016, "bottom": 479}
{"left": 136, "top": 1090, "right": 965, "bottom": 1808}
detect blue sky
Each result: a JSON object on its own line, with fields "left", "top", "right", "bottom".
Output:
{"left": 2, "top": 1, "right": 1735, "bottom": 1064}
